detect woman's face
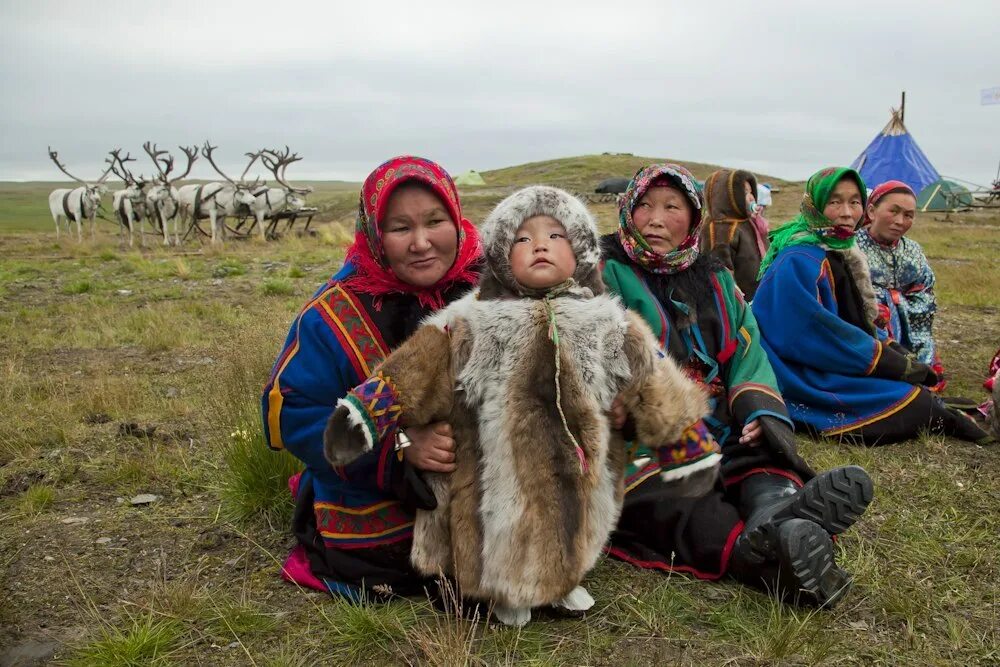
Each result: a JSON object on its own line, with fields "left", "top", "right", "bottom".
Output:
{"left": 380, "top": 183, "right": 458, "bottom": 287}
{"left": 632, "top": 185, "right": 693, "bottom": 253}
{"left": 867, "top": 192, "right": 916, "bottom": 244}
{"left": 822, "top": 178, "right": 864, "bottom": 233}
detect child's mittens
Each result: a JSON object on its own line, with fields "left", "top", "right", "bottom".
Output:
{"left": 656, "top": 420, "right": 722, "bottom": 497}
{"left": 323, "top": 402, "right": 370, "bottom": 467}
{"left": 323, "top": 370, "right": 403, "bottom": 467}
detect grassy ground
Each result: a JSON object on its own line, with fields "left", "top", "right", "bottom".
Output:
{"left": 0, "top": 158, "right": 997, "bottom": 666}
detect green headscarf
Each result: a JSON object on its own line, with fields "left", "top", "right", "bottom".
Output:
{"left": 757, "top": 167, "right": 868, "bottom": 277}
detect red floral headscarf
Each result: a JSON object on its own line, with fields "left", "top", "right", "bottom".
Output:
{"left": 343, "top": 155, "right": 482, "bottom": 309}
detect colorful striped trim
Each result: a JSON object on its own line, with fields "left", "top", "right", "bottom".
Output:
{"left": 822, "top": 386, "right": 922, "bottom": 436}
{"left": 864, "top": 340, "right": 883, "bottom": 376}
{"left": 723, "top": 467, "right": 804, "bottom": 489}
{"left": 728, "top": 382, "right": 785, "bottom": 409}
{"left": 818, "top": 258, "right": 837, "bottom": 307}
{"left": 738, "top": 326, "right": 752, "bottom": 358}
{"left": 605, "top": 519, "right": 744, "bottom": 581}
{"left": 625, "top": 461, "right": 661, "bottom": 494}
{"left": 317, "top": 285, "right": 389, "bottom": 379}
{"left": 315, "top": 498, "right": 415, "bottom": 549}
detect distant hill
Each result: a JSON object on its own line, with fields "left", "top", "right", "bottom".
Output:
{"left": 0, "top": 157, "right": 799, "bottom": 232}
{"left": 478, "top": 154, "right": 788, "bottom": 190}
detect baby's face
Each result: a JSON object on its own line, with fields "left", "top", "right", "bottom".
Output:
{"left": 509, "top": 215, "right": 577, "bottom": 290}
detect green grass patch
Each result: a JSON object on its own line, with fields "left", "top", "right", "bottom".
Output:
{"left": 62, "top": 279, "right": 92, "bottom": 295}
{"left": 18, "top": 483, "right": 56, "bottom": 515}
{"left": 260, "top": 278, "right": 296, "bottom": 296}
{"left": 212, "top": 259, "right": 247, "bottom": 278}
{"left": 66, "top": 613, "right": 185, "bottom": 667}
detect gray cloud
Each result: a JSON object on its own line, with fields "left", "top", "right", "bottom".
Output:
{"left": 2, "top": 0, "right": 998, "bottom": 185}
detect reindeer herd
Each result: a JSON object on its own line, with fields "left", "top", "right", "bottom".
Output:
{"left": 47, "top": 142, "right": 314, "bottom": 246}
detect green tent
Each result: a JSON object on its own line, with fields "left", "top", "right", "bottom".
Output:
{"left": 917, "top": 179, "right": 973, "bottom": 211}
{"left": 453, "top": 170, "right": 486, "bottom": 186}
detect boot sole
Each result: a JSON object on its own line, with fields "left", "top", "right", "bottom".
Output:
{"left": 778, "top": 465, "right": 874, "bottom": 535}
{"left": 777, "top": 519, "right": 852, "bottom": 608}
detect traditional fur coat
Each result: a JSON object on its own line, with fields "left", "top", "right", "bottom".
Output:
{"left": 323, "top": 186, "right": 717, "bottom": 620}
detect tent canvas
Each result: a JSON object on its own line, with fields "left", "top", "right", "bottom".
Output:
{"left": 851, "top": 109, "right": 940, "bottom": 194}
{"left": 917, "top": 179, "right": 973, "bottom": 211}
{"left": 453, "top": 170, "right": 486, "bottom": 186}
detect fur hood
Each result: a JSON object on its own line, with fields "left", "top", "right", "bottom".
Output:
{"left": 479, "top": 185, "right": 604, "bottom": 298}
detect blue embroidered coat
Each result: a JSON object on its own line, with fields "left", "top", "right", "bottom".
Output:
{"left": 261, "top": 264, "right": 472, "bottom": 584}
{"left": 752, "top": 245, "right": 922, "bottom": 436}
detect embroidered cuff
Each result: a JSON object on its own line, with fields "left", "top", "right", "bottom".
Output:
{"left": 341, "top": 371, "right": 403, "bottom": 453}
{"left": 729, "top": 382, "right": 791, "bottom": 428}
{"left": 658, "top": 420, "right": 723, "bottom": 482}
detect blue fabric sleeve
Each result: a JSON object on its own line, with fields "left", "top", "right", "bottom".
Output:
{"left": 261, "top": 304, "right": 396, "bottom": 490}
{"left": 753, "top": 249, "right": 882, "bottom": 376}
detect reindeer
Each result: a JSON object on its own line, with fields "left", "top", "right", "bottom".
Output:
{"left": 144, "top": 142, "right": 198, "bottom": 246}
{"left": 47, "top": 148, "right": 113, "bottom": 241}
{"left": 177, "top": 142, "right": 259, "bottom": 244}
{"left": 107, "top": 149, "right": 150, "bottom": 248}
{"left": 245, "top": 146, "right": 313, "bottom": 240}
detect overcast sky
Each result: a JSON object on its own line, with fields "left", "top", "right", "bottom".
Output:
{"left": 2, "top": 0, "right": 998, "bottom": 185}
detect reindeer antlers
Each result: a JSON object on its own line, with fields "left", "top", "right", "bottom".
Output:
{"left": 201, "top": 141, "right": 237, "bottom": 184}
{"left": 106, "top": 148, "right": 140, "bottom": 185}
{"left": 261, "top": 146, "right": 310, "bottom": 194}
{"left": 144, "top": 142, "right": 198, "bottom": 185}
{"left": 202, "top": 141, "right": 260, "bottom": 187}
{"left": 47, "top": 147, "right": 88, "bottom": 184}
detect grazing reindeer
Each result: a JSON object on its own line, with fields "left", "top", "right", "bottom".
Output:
{"left": 47, "top": 148, "right": 113, "bottom": 241}
{"left": 247, "top": 146, "right": 314, "bottom": 239}
{"left": 177, "top": 142, "right": 259, "bottom": 244}
{"left": 144, "top": 142, "right": 198, "bottom": 246}
{"left": 107, "top": 149, "right": 150, "bottom": 248}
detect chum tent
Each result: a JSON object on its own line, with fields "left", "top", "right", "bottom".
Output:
{"left": 916, "top": 179, "right": 973, "bottom": 212}
{"left": 453, "top": 170, "right": 486, "bottom": 186}
{"left": 851, "top": 108, "right": 940, "bottom": 195}
{"left": 595, "top": 177, "right": 630, "bottom": 194}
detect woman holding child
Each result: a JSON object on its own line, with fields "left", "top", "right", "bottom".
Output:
{"left": 600, "top": 163, "right": 873, "bottom": 607}
{"left": 261, "top": 156, "right": 482, "bottom": 599}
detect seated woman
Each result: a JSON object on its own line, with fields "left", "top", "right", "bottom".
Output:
{"left": 261, "top": 156, "right": 483, "bottom": 599}
{"left": 752, "top": 167, "right": 991, "bottom": 446}
{"left": 699, "top": 169, "right": 771, "bottom": 298}
{"left": 601, "top": 162, "right": 874, "bottom": 608}
{"left": 856, "top": 180, "right": 944, "bottom": 391}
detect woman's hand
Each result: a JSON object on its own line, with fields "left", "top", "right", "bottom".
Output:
{"left": 402, "top": 422, "right": 456, "bottom": 473}
{"left": 739, "top": 419, "right": 764, "bottom": 446}
{"left": 608, "top": 395, "right": 628, "bottom": 430}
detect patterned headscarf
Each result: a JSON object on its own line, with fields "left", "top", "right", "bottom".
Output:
{"left": 757, "top": 167, "right": 868, "bottom": 277}
{"left": 862, "top": 179, "right": 916, "bottom": 226}
{"left": 617, "top": 163, "right": 703, "bottom": 275}
{"left": 344, "top": 155, "right": 482, "bottom": 309}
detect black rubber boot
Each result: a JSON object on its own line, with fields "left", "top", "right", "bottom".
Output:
{"left": 736, "top": 466, "right": 874, "bottom": 565}
{"left": 774, "top": 519, "right": 853, "bottom": 608}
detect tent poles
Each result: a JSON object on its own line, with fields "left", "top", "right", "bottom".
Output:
{"left": 901, "top": 91, "right": 906, "bottom": 123}
{"left": 921, "top": 183, "right": 941, "bottom": 212}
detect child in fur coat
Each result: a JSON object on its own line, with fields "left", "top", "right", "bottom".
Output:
{"left": 323, "top": 185, "right": 720, "bottom": 626}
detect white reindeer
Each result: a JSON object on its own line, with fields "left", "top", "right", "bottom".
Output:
{"left": 47, "top": 147, "right": 113, "bottom": 241}
{"left": 247, "top": 146, "right": 313, "bottom": 240}
{"left": 143, "top": 142, "right": 198, "bottom": 246}
{"left": 107, "top": 149, "right": 151, "bottom": 248}
{"left": 177, "top": 142, "right": 259, "bottom": 245}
